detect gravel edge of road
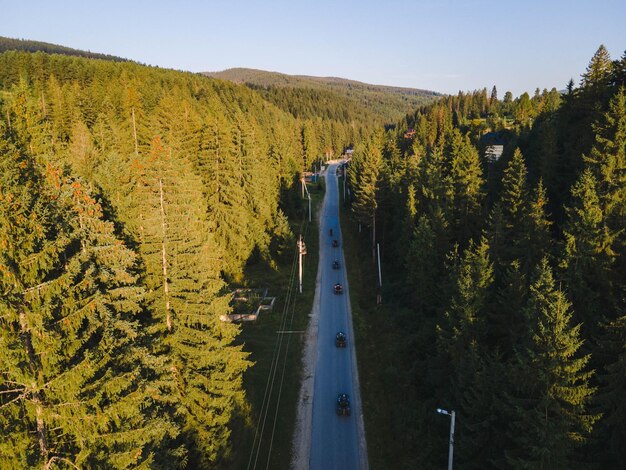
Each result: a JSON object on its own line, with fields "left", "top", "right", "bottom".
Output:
{"left": 291, "top": 170, "right": 326, "bottom": 470}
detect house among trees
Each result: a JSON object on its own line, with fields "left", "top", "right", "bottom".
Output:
{"left": 482, "top": 131, "right": 505, "bottom": 162}
{"left": 485, "top": 144, "right": 504, "bottom": 162}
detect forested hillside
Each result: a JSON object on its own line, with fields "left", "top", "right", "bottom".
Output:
{"left": 0, "top": 50, "right": 362, "bottom": 468}
{"left": 0, "top": 36, "right": 129, "bottom": 62}
{"left": 205, "top": 67, "right": 440, "bottom": 123}
{"left": 346, "top": 45, "right": 626, "bottom": 469}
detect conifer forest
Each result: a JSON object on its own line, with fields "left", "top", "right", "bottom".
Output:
{"left": 345, "top": 45, "right": 626, "bottom": 469}
{"left": 0, "top": 39, "right": 625, "bottom": 469}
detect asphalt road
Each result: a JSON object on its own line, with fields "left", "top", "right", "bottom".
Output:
{"left": 309, "top": 163, "right": 367, "bottom": 470}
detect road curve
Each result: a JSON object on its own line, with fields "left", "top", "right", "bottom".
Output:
{"left": 309, "top": 163, "right": 368, "bottom": 470}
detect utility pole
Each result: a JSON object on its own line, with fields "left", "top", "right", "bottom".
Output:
{"left": 297, "top": 235, "right": 307, "bottom": 294}
{"left": 376, "top": 243, "right": 382, "bottom": 287}
{"left": 343, "top": 162, "right": 346, "bottom": 202}
{"left": 376, "top": 243, "right": 382, "bottom": 305}
{"left": 302, "top": 178, "right": 312, "bottom": 222}
{"left": 372, "top": 213, "right": 376, "bottom": 262}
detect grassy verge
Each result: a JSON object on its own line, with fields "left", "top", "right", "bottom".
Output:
{"left": 227, "top": 181, "right": 324, "bottom": 470}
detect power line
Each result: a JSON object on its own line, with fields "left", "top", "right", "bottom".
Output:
{"left": 264, "top": 218, "right": 311, "bottom": 468}
{"left": 247, "top": 218, "right": 307, "bottom": 470}
{"left": 247, "top": 233, "right": 299, "bottom": 470}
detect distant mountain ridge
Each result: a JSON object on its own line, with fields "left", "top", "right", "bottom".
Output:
{"left": 0, "top": 36, "right": 130, "bottom": 62}
{"left": 204, "top": 68, "right": 440, "bottom": 122}
{"left": 205, "top": 67, "right": 438, "bottom": 96}
{"left": 0, "top": 35, "right": 440, "bottom": 123}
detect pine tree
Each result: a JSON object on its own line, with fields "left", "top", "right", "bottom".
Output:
{"left": 505, "top": 259, "right": 598, "bottom": 469}
{"left": 348, "top": 132, "right": 382, "bottom": 244}
{"left": 198, "top": 114, "right": 254, "bottom": 278}
{"left": 232, "top": 114, "right": 280, "bottom": 263}
{"left": 584, "top": 87, "right": 626, "bottom": 222}
{"left": 129, "top": 136, "right": 251, "bottom": 466}
{"left": 301, "top": 120, "right": 318, "bottom": 170}
{"left": 501, "top": 149, "right": 528, "bottom": 228}
{"left": 611, "top": 50, "right": 626, "bottom": 88}
{"left": 0, "top": 145, "right": 179, "bottom": 468}
{"left": 67, "top": 118, "right": 98, "bottom": 180}
{"left": 595, "top": 315, "right": 626, "bottom": 467}
{"left": 489, "top": 260, "right": 528, "bottom": 357}
{"left": 438, "top": 237, "right": 493, "bottom": 375}
{"left": 489, "top": 148, "right": 528, "bottom": 267}
{"left": 458, "top": 354, "right": 510, "bottom": 469}
{"left": 416, "top": 143, "right": 454, "bottom": 234}
{"left": 560, "top": 169, "right": 616, "bottom": 341}
{"left": 447, "top": 129, "right": 484, "bottom": 244}
{"left": 406, "top": 215, "right": 439, "bottom": 316}
{"left": 490, "top": 85, "right": 498, "bottom": 107}
{"left": 436, "top": 238, "right": 495, "bottom": 467}
{"left": 521, "top": 180, "right": 552, "bottom": 273}
{"left": 581, "top": 45, "right": 612, "bottom": 89}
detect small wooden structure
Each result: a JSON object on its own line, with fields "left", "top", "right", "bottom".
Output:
{"left": 220, "top": 288, "right": 277, "bottom": 323}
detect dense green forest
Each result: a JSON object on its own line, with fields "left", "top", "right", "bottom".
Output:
{"left": 0, "top": 50, "right": 368, "bottom": 468}
{"left": 205, "top": 67, "right": 440, "bottom": 123}
{"left": 1, "top": 38, "right": 624, "bottom": 470}
{"left": 346, "top": 45, "right": 626, "bottom": 469}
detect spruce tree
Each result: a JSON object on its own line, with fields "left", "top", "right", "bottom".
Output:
{"left": 348, "top": 132, "right": 382, "bottom": 242}
{"left": 436, "top": 238, "right": 495, "bottom": 468}
{"left": 581, "top": 45, "right": 612, "bottom": 90}
{"left": 438, "top": 237, "right": 493, "bottom": 377}
{"left": 447, "top": 129, "right": 484, "bottom": 244}
{"left": 406, "top": 215, "right": 439, "bottom": 316}
{"left": 198, "top": 114, "right": 254, "bottom": 278}
{"left": 418, "top": 144, "right": 453, "bottom": 217}
{"left": 489, "top": 260, "right": 528, "bottom": 357}
{"left": 129, "top": 136, "right": 251, "bottom": 466}
{"left": 560, "top": 169, "right": 616, "bottom": 331}
{"left": 595, "top": 315, "right": 626, "bottom": 467}
{"left": 489, "top": 148, "right": 528, "bottom": 268}
{"left": 506, "top": 259, "right": 598, "bottom": 469}
{"left": 521, "top": 180, "right": 552, "bottom": 273}
{"left": 584, "top": 87, "right": 626, "bottom": 223}
{"left": 0, "top": 145, "right": 179, "bottom": 468}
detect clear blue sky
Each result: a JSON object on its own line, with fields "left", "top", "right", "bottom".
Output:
{"left": 2, "top": 0, "right": 625, "bottom": 96}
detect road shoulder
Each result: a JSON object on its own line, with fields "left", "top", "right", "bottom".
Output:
{"left": 291, "top": 171, "right": 327, "bottom": 469}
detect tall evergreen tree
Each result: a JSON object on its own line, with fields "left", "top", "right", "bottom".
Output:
{"left": 581, "top": 45, "right": 612, "bottom": 90}
{"left": 584, "top": 87, "right": 626, "bottom": 222}
{"left": 560, "top": 169, "right": 616, "bottom": 331}
{"left": 406, "top": 215, "right": 439, "bottom": 316}
{"left": 595, "top": 315, "right": 626, "bottom": 468}
{"left": 521, "top": 180, "right": 552, "bottom": 272}
{"left": 438, "top": 237, "right": 493, "bottom": 379}
{"left": 489, "top": 260, "right": 528, "bottom": 356}
{"left": 436, "top": 238, "right": 495, "bottom": 468}
{"left": 129, "top": 136, "right": 250, "bottom": 466}
{"left": 348, "top": 132, "right": 382, "bottom": 251}
{"left": 506, "top": 259, "right": 598, "bottom": 469}
{"left": 199, "top": 114, "right": 252, "bottom": 277}
{"left": 447, "top": 129, "right": 484, "bottom": 244}
{"left": 0, "top": 146, "right": 179, "bottom": 468}
{"left": 488, "top": 148, "right": 528, "bottom": 268}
